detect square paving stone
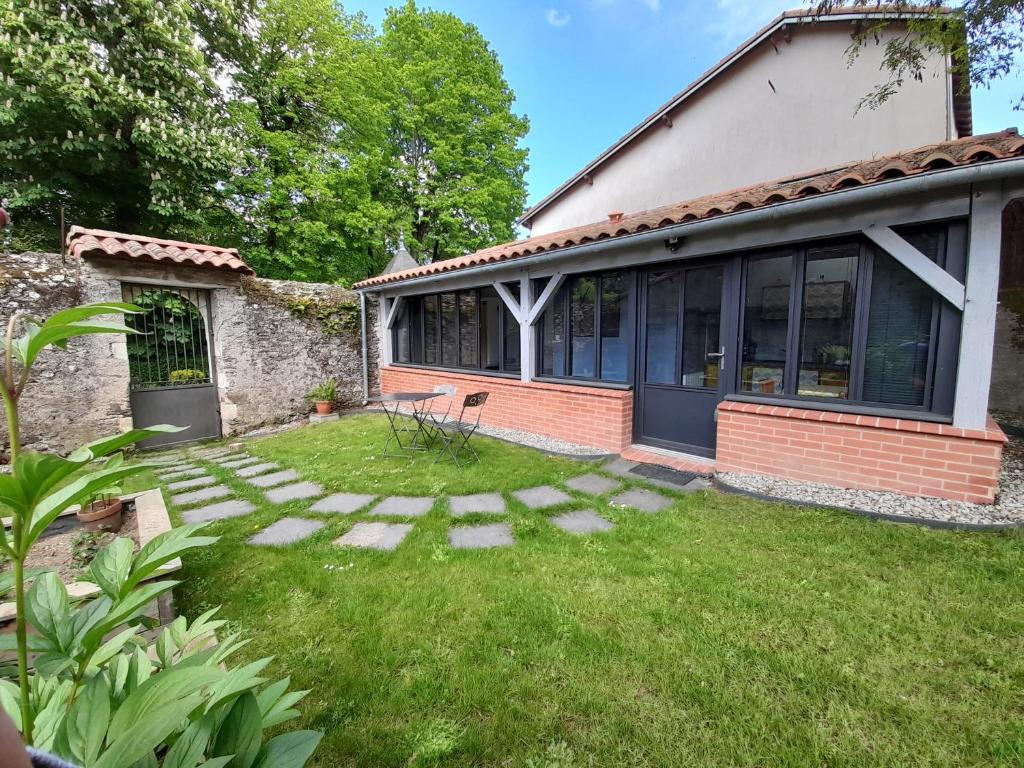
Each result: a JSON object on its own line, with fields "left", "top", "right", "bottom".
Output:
{"left": 335, "top": 522, "right": 413, "bottom": 551}
{"left": 248, "top": 517, "right": 324, "bottom": 546}
{"left": 449, "top": 493, "right": 506, "bottom": 516}
{"left": 211, "top": 453, "right": 249, "bottom": 465}
{"left": 194, "top": 448, "right": 233, "bottom": 459}
{"left": 310, "top": 493, "right": 376, "bottom": 515}
{"left": 219, "top": 456, "right": 262, "bottom": 469}
{"left": 157, "top": 466, "right": 203, "bottom": 480}
{"left": 565, "top": 473, "right": 622, "bottom": 496}
{"left": 182, "top": 499, "right": 255, "bottom": 524}
{"left": 264, "top": 481, "right": 324, "bottom": 504}
{"left": 172, "top": 485, "right": 233, "bottom": 506}
{"left": 368, "top": 496, "right": 434, "bottom": 518}
{"left": 610, "top": 488, "right": 673, "bottom": 513}
{"left": 247, "top": 469, "right": 300, "bottom": 488}
{"left": 166, "top": 475, "right": 217, "bottom": 491}
{"left": 449, "top": 523, "right": 514, "bottom": 549}
{"left": 512, "top": 485, "right": 572, "bottom": 510}
{"left": 549, "top": 509, "right": 614, "bottom": 535}
{"left": 236, "top": 462, "right": 279, "bottom": 478}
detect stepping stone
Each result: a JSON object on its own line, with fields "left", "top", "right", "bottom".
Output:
{"left": 182, "top": 499, "right": 255, "bottom": 524}
{"left": 549, "top": 509, "right": 614, "bottom": 535}
{"left": 610, "top": 488, "right": 673, "bottom": 513}
{"left": 249, "top": 517, "right": 324, "bottom": 546}
{"left": 151, "top": 458, "right": 189, "bottom": 469}
{"left": 194, "top": 446, "right": 233, "bottom": 458}
{"left": 246, "top": 469, "right": 300, "bottom": 488}
{"left": 219, "top": 456, "right": 263, "bottom": 469}
{"left": 264, "top": 481, "right": 324, "bottom": 504}
{"left": 210, "top": 453, "right": 248, "bottom": 465}
{"left": 565, "top": 473, "right": 622, "bottom": 496}
{"left": 512, "top": 485, "right": 572, "bottom": 510}
{"left": 449, "top": 493, "right": 506, "bottom": 516}
{"left": 367, "top": 496, "right": 434, "bottom": 518}
{"left": 158, "top": 467, "right": 205, "bottom": 481}
{"left": 335, "top": 522, "right": 413, "bottom": 551}
{"left": 172, "top": 484, "right": 233, "bottom": 506}
{"left": 236, "top": 462, "right": 279, "bottom": 478}
{"left": 166, "top": 475, "right": 217, "bottom": 491}
{"left": 310, "top": 493, "right": 376, "bottom": 515}
{"left": 449, "top": 523, "right": 514, "bottom": 549}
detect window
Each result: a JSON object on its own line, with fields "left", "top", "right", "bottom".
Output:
{"left": 644, "top": 271, "right": 680, "bottom": 385}
{"left": 391, "top": 285, "right": 522, "bottom": 374}
{"left": 737, "top": 224, "right": 961, "bottom": 413}
{"left": 538, "top": 270, "right": 632, "bottom": 382}
{"left": 680, "top": 266, "right": 723, "bottom": 388}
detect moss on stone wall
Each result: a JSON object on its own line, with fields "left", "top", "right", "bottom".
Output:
{"left": 241, "top": 276, "right": 360, "bottom": 338}
{"left": 1002, "top": 288, "right": 1024, "bottom": 350}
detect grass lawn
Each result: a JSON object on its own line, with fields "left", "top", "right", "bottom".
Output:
{"left": 148, "top": 414, "right": 1023, "bottom": 767}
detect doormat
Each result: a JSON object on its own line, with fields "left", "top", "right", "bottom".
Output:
{"left": 628, "top": 464, "right": 698, "bottom": 487}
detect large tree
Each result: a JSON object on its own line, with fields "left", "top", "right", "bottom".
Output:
{"left": 379, "top": 1, "right": 529, "bottom": 264}
{"left": 0, "top": 0, "right": 238, "bottom": 250}
{"left": 811, "top": 1, "right": 1024, "bottom": 112}
{"left": 218, "top": 0, "right": 394, "bottom": 282}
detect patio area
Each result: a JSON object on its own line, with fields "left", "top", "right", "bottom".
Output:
{"left": 139, "top": 413, "right": 1024, "bottom": 767}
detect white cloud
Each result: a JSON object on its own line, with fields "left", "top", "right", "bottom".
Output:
{"left": 705, "top": 0, "right": 794, "bottom": 45}
{"left": 546, "top": 8, "right": 572, "bottom": 26}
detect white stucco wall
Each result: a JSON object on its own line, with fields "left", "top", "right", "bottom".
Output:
{"left": 527, "top": 23, "right": 954, "bottom": 235}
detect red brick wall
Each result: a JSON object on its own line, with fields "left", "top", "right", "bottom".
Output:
{"left": 379, "top": 367, "right": 633, "bottom": 452}
{"left": 716, "top": 401, "right": 1007, "bottom": 504}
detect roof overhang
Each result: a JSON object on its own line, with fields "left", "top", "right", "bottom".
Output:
{"left": 67, "top": 226, "right": 255, "bottom": 276}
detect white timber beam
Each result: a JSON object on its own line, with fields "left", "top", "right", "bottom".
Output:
{"left": 862, "top": 225, "right": 965, "bottom": 310}
{"left": 519, "top": 275, "right": 535, "bottom": 382}
{"left": 493, "top": 280, "right": 524, "bottom": 323}
{"left": 953, "top": 183, "right": 1004, "bottom": 429}
{"left": 378, "top": 294, "right": 393, "bottom": 365}
{"left": 526, "top": 272, "right": 566, "bottom": 325}
{"left": 384, "top": 295, "right": 404, "bottom": 330}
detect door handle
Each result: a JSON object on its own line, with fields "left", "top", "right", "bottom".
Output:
{"left": 706, "top": 346, "right": 725, "bottom": 369}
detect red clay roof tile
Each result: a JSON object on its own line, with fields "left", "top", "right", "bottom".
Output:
{"left": 66, "top": 227, "right": 255, "bottom": 276}
{"left": 355, "top": 129, "right": 1024, "bottom": 290}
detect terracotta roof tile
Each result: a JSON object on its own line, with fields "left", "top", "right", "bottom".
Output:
{"left": 66, "top": 227, "right": 255, "bottom": 276}
{"left": 355, "top": 129, "right": 1024, "bottom": 290}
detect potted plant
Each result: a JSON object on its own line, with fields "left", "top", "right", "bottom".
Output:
{"left": 307, "top": 379, "right": 337, "bottom": 415}
{"left": 75, "top": 454, "right": 125, "bottom": 532}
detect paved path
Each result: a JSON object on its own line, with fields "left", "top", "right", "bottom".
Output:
{"left": 151, "top": 443, "right": 693, "bottom": 554}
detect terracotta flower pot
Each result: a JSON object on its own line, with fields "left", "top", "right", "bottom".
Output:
{"left": 315, "top": 401, "right": 333, "bottom": 415}
{"left": 77, "top": 497, "right": 123, "bottom": 533}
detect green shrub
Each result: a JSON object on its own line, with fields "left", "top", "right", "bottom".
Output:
{"left": 305, "top": 379, "right": 337, "bottom": 403}
{"left": 170, "top": 368, "right": 208, "bottom": 384}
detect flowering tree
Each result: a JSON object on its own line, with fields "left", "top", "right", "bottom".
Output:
{"left": 0, "top": 0, "right": 239, "bottom": 249}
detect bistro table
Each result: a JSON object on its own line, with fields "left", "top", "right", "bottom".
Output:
{"left": 365, "top": 392, "right": 443, "bottom": 457}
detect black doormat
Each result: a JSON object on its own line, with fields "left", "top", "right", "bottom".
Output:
{"left": 628, "top": 463, "right": 698, "bottom": 487}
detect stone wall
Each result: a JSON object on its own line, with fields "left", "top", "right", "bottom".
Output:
{"left": 990, "top": 296, "right": 1024, "bottom": 415}
{"left": 0, "top": 251, "right": 376, "bottom": 454}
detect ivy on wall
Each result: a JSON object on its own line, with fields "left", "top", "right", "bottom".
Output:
{"left": 286, "top": 296, "right": 359, "bottom": 336}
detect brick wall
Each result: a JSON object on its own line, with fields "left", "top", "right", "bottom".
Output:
{"left": 716, "top": 401, "right": 1007, "bottom": 504}
{"left": 380, "top": 366, "right": 633, "bottom": 452}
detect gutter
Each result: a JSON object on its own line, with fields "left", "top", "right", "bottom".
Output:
{"left": 358, "top": 157, "right": 1024, "bottom": 295}
{"left": 359, "top": 291, "right": 369, "bottom": 399}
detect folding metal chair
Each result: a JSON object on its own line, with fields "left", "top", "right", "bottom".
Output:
{"left": 429, "top": 391, "right": 488, "bottom": 466}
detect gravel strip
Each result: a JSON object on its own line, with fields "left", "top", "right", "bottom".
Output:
{"left": 717, "top": 435, "right": 1024, "bottom": 527}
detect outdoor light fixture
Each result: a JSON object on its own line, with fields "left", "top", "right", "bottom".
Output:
{"left": 664, "top": 235, "right": 684, "bottom": 252}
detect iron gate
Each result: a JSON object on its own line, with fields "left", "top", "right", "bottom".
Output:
{"left": 123, "top": 284, "right": 222, "bottom": 450}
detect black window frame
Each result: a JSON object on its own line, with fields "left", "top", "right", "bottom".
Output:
{"left": 390, "top": 284, "right": 522, "bottom": 375}
{"left": 535, "top": 269, "right": 636, "bottom": 384}
{"left": 736, "top": 222, "right": 964, "bottom": 415}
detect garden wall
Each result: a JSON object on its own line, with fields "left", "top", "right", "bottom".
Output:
{"left": 0, "top": 250, "right": 376, "bottom": 454}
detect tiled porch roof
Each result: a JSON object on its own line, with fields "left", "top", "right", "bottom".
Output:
{"left": 67, "top": 226, "right": 255, "bottom": 276}
{"left": 354, "top": 129, "right": 1024, "bottom": 290}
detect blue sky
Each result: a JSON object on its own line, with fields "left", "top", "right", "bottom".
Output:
{"left": 345, "top": 0, "right": 1023, "bottom": 208}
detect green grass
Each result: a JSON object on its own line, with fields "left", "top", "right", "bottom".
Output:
{"left": 150, "top": 415, "right": 1024, "bottom": 767}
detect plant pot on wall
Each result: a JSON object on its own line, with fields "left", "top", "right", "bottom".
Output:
{"left": 315, "top": 401, "right": 333, "bottom": 415}
{"left": 76, "top": 497, "right": 123, "bottom": 533}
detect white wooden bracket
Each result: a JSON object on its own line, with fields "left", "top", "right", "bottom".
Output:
{"left": 493, "top": 281, "right": 524, "bottom": 323}
{"left": 526, "top": 272, "right": 566, "bottom": 325}
{"left": 384, "top": 295, "right": 404, "bottom": 330}
{"left": 862, "top": 226, "right": 966, "bottom": 311}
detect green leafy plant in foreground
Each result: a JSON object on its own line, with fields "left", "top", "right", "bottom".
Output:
{"left": 0, "top": 303, "right": 321, "bottom": 766}
{"left": 305, "top": 380, "right": 337, "bottom": 404}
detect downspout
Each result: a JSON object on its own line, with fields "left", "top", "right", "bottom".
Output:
{"left": 359, "top": 158, "right": 1024, "bottom": 294}
{"left": 359, "top": 291, "right": 369, "bottom": 401}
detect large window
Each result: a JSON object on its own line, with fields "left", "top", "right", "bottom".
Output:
{"left": 391, "top": 285, "right": 521, "bottom": 374}
{"left": 738, "top": 226, "right": 960, "bottom": 412}
{"left": 539, "top": 270, "right": 632, "bottom": 382}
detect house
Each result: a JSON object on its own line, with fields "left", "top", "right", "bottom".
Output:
{"left": 355, "top": 7, "right": 1024, "bottom": 505}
